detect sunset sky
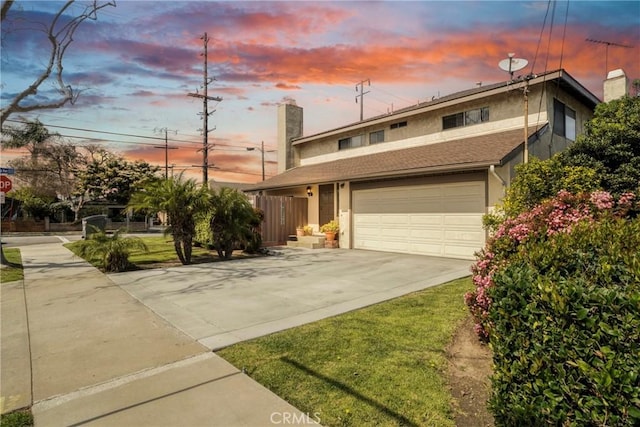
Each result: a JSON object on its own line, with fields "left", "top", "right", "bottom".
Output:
{"left": 1, "top": 0, "right": 639, "bottom": 184}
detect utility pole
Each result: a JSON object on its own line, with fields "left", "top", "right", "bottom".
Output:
{"left": 355, "top": 79, "right": 370, "bottom": 121}
{"left": 188, "top": 32, "right": 222, "bottom": 187}
{"left": 153, "top": 127, "right": 178, "bottom": 179}
{"left": 246, "top": 140, "right": 276, "bottom": 182}
{"left": 259, "top": 140, "right": 265, "bottom": 181}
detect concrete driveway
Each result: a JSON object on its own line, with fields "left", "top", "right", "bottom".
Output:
{"left": 109, "top": 248, "right": 472, "bottom": 350}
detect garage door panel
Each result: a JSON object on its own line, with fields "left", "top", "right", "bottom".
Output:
{"left": 444, "top": 229, "right": 484, "bottom": 242}
{"left": 443, "top": 214, "right": 483, "bottom": 226}
{"left": 409, "top": 215, "right": 443, "bottom": 226}
{"left": 354, "top": 214, "right": 381, "bottom": 226}
{"left": 381, "top": 215, "right": 410, "bottom": 225}
{"left": 410, "top": 228, "right": 444, "bottom": 240}
{"left": 353, "top": 182, "right": 485, "bottom": 260}
{"left": 382, "top": 227, "right": 412, "bottom": 239}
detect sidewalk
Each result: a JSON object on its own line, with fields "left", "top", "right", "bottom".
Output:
{"left": 1, "top": 242, "right": 317, "bottom": 426}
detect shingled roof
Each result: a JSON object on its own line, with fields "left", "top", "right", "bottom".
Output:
{"left": 247, "top": 125, "right": 545, "bottom": 191}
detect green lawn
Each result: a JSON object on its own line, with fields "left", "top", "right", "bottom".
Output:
{"left": 218, "top": 277, "right": 473, "bottom": 427}
{"left": 65, "top": 236, "right": 217, "bottom": 269}
{"left": 0, "top": 409, "right": 33, "bottom": 427}
{"left": 0, "top": 248, "right": 23, "bottom": 283}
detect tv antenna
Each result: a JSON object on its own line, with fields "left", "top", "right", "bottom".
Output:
{"left": 586, "top": 38, "right": 634, "bottom": 78}
{"left": 499, "top": 53, "right": 531, "bottom": 164}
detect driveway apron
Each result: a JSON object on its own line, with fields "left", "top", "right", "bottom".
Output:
{"left": 108, "top": 248, "right": 472, "bottom": 350}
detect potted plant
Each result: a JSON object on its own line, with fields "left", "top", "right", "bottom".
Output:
{"left": 303, "top": 225, "right": 313, "bottom": 236}
{"left": 320, "top": 219, "right": 339, "bottom": 241}
{"left": 296, "top": 225, "right": 305, "bottom": 237}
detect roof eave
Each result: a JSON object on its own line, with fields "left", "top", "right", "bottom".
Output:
{"left": 243, "top": 161, "right": 500, "bottom": 192}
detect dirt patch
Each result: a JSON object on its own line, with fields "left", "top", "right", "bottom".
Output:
{"left": 447, "top": 316, "right": 494, "bottom": 427}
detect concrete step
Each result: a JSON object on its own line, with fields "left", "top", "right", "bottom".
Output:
{"left": 286, "top": 235, "right": 326, "bottom": 249}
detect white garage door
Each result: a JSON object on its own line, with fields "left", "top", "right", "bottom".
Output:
{"left": 353, "top": 182, "right": 485, "bottom": 259}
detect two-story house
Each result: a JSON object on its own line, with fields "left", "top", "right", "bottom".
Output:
{"left": 247, "top": 69, "right": 629, "bottom": 260}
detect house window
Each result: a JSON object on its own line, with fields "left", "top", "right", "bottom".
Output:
{"left": 338, "top": 134, "right": 364, "bottom": 150}
{"left": 390, "top": 121, "right": 407, "bottom": 129}
{"left": 442, "top": 107, "right": 489, "bottom": 129}
{"left": 369, "top": 130, "right": 384, "bottom": 144}
{"left": 553, "top": 99, "right": 576, "bottom": 141}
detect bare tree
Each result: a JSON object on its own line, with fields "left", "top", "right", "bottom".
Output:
{"left": 0, "top": 0, "right": 115, "bottom": 265}
{"left": 0, "top": 0, "right": 116, "bottom": 127}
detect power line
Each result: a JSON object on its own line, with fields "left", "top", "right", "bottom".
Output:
{"left": 3, "top": 119, "right": 202, "bottom": 147}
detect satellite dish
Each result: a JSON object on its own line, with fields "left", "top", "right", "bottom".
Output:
{"left": 499, "top": 54, "right": 528, "bottom": 78}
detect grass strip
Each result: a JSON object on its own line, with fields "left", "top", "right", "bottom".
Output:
{"left": 0, "top": 409, "right": 33, "bottom": 427}
{"left": 65, "top": 236, "right": 215, "bottom": 269}
{"left": 0, "top": 248, "right": 23, "bottom": 283}
{"left": 218, "top": 277, "right": 472, "bottom": 427}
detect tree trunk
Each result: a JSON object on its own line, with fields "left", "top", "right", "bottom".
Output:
{"left": 183, "top": 238, "right": 192, "bottom": 265}
{"left": 173, "top": 239, "right": 186, "bottom": 265}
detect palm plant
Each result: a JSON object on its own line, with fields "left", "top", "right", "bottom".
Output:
{"left": 210, "top": 187, "right": 259, "bottom": 259}
{"left": 128, "top": 174, "right": 210, "bottom": 264}
{"left": 76, "top": 228, "right": 148, "bottom": 272}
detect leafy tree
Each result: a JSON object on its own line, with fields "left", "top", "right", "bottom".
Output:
{"left": 2, "top": 120, "right": 67, "bottom": 195}
{"left": 11, "top": 187, "right": 55, "bottom": 220}
{"left": 559, "top": 95, "right": 640, "bottom": 197}
{"left": 75, "top": 152, "right": 160, "bottom": 205}
{"left": 129, "top": 174, "right": 210, "bottom": 265}
{"left": 75, "top": 228, "right": 148, "bottom": 272}
{"left": 209, "top": 187, "right": 258, "bottom": 259}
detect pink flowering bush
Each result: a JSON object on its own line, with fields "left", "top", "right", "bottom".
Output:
{"left": 466, "top": 190, "right": 638, "bottom": 342}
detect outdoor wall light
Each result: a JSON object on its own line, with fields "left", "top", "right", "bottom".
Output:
{"left": 306, "top": 186, "right": 313, "bottom": 197}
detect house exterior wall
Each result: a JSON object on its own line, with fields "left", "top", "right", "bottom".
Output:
{"left": 297, "top": 86, "right": 550, "bottom": 167}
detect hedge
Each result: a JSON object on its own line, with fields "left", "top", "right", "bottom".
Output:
{"left": 488, "top": 217, "right": 640, "bottom": 426}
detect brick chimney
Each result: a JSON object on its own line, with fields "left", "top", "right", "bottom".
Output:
{"left": 603, "top": 69, "right": 628, "bottom": 102}
{"left": 277, "top": 101, "right": 303, "bottom": 173}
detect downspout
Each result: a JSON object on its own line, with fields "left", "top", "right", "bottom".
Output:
{"left": 489, "top": 165, "right": 506, "bottom": 188}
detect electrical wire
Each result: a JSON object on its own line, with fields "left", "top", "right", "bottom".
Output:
{"left": 530, "top": 0, "right": 553, "bottom": 74}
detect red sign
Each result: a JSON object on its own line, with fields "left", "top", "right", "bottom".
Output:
{"left": 0, "top": 175, "right": 12, "bottom": 192}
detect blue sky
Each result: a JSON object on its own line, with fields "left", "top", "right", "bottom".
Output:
{"left": 2, "top": 0, "right": 639, "bottom": 183}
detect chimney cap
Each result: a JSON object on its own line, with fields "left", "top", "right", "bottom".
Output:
{"left": 606, "top": 69, "right": 626, "bottom": 79}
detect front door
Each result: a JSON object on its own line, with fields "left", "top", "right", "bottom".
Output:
{"left": 319, "top": 184, "right": 335, "bottom": 226}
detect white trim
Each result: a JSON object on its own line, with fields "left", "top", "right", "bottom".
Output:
{"left": 301, "top": 114, "right": 547, "bottom": 167}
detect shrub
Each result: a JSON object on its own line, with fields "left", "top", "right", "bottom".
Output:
{"left": 242, "top": 208, "right": 264, "bottom": 254}
{"left": 75, "top": 228, "right": 148, "bottom": 272}
{"left": 488, "top": 217, "right": 640, "bottom": 426}
{"left": 194, "top": 212, "right": 214, "bottom": 249}
{"left": 495, "top": 157, "right": 600, "bottom": 218}
{"left": 210, "top": 187, "right": 257, "bottom": 259}
{"left": 466, "top": 190, "right": 638, "bottom": 341}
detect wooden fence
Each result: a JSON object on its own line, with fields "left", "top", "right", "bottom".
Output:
{"left": 251, "top": 195, "right": 308, "bottom": 246}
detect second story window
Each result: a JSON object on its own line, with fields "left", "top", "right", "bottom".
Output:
{"left": 553, "top": 99, "right": 576, "bottom": 141}
{"left": 339, "top": 134, "right": 364, "bottom": 150}
{"left": 443, "top": 107, "right": 489, "bottom": 130}
{"left": 390, "top": 121, "right": 407, "bottom": 129}
{"left": 369, "top": 130, "right": 385, "bottom": 144}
